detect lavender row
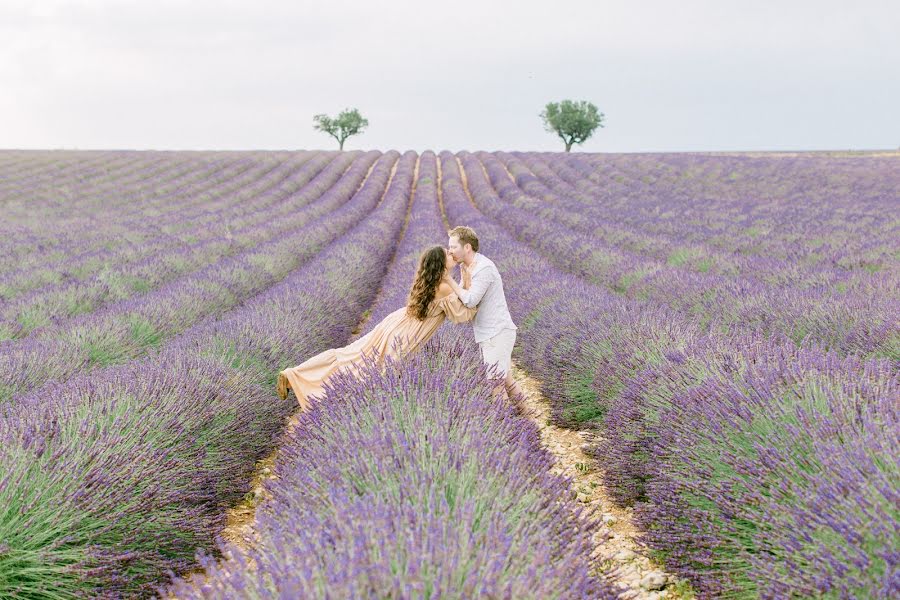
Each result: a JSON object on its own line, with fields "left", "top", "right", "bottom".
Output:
{"left": 461, "top": 152, "right": 898, "bottom": 359}
{"left": 537, "top": 294, "right": 897, "bottom": 598}
{"left": 163, "top": 339, "right": 617, "bottom": 599}
{"left": 0, "top": 151, "right": 243, "bottom": 259}
{"left": 485, "top": 151, "right": 899, "bottom": 354}
{"left": 0, "top": 151, "right": 318, "bottom": 277}
{"left": 0, "top": 153, "right": 343, "bottom": 300}
{"left": 0, "top": 149, "right": 156, "bottom": 189}
{"left": 543, "top": 151, "right": 899, "bottom": 265}
{"left": 0, "top": 150, "right": 282, "bottom": 217}
{"left": 162, "top": 151, "right": 614, "bottom": 598}
{"left": 0, "top": 151, "right": 413, "bottom": 598}
{"left": 18, "top": 150, "right": 369, "bottom": 347}
{"left": 0, "top": 150, "right": 148, "bottom": 200}
{"left": 500, "top": 150, "right": 896, "bottom": 288}
{"left": 0, "top": 153, "right": 321, "bottom": 303}
{"left": 0, "top": 153, "right": 348, "bottom": 338}
{"left": 0, "top": 151, "right": 193, "bottom": 267}
{"left": 0, "top": 153, "right": 314, "bottom": 285}
{"left": 480, "top": 149, "right": 898, "bottom": 298}
{"left": 439, "top": 150, "right": 898, "bottom": 598}
{"left": 352, "top": 150, "right": 448, "bottom": 333}
{"left": 558, "top": 152, "right": 899, "bottom": 265}
{"left": 608, "top": 335, "right": 898, "bottom": 598}
{"left": 0, "top": 154, "right": 258, "bottom": 276}
{"left": 0, "top": 151, "right": 386, "bottom": 404}
{"left": 0, "top": 150, "right": 100, "bottom": 180}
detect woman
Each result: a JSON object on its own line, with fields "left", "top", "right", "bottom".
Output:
{"left": 276, "top": 245, "right": 477, "bottom": 409}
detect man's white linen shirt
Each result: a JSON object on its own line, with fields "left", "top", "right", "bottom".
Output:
{"left": 456, "top": 252, "right": 518, "bottom": 344}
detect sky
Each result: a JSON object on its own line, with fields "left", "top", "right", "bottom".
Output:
{"left": 1, "top": 0, "right": 898, "bottom": 153}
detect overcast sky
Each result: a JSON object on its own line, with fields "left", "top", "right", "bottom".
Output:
{"left": 1, "top": 0, "right": 898, "bottom": 152}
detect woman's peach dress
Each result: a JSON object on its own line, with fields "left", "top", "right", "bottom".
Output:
{"left": 276, "top": 291, "right": 477, "bottom": 409}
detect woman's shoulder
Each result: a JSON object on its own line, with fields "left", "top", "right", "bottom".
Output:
{"left": 430, "top": 284, "right": 456, "bottom": 307}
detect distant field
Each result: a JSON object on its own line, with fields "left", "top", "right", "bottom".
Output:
{"left": 1, "top": 149, "right": 897, "bottom": 599}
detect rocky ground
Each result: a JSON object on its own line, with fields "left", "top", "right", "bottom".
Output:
{"left": 509, "top": 364, "right": 695, "bottom": 600}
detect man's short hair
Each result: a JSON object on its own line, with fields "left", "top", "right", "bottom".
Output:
{"left": 448, "top": 225, "right": 479, "bottom": 253}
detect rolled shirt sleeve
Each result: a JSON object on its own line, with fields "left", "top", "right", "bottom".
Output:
{"left": 459, "top": 266, "right": 493, "bottom": 308}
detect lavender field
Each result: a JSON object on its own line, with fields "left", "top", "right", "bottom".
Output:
{"left": 0, "top": 149, "right": 897, "bottom": 599}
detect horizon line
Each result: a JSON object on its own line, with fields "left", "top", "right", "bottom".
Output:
{"left": 1, "top": 147, "right": 897, "bottom": 155}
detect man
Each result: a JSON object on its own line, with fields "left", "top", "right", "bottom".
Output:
{"left": 444, "top": 225, "right": 523, "bottom": 403}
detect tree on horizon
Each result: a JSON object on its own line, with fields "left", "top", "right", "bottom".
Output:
{"left": 313, "top": 108, "right": 369, "bottom": 150}
{"left": 540, "top": 100, "right": 605, "bottom": 152}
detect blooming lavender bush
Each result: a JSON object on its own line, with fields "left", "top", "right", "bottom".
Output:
{"left": 632, "top": 342, "right": 899, "bottom": 598}
{"left": 0, "top": 148, "right": 895, "bottom": 598}
{"left": 462, "top": 151, "right": 899, "bottom": 359}
{"left": 163, "top": 340, "right": 617, "bottom": 600}
{"left": 0, "top": 152, "right": 413, "bottom": 598}
{"left": 439, "top": 149, "right": 899, "bottom": 598}
{"left": 0, "top": 151, "right": 386, "bottom": 403}
{"left": 1, "top": 152, "right": 261, "bottom": 280}
{"left": 0, "top": 354, "right": 294, "bottom": 597}
{"left": 0, "top": 152, "right": 340, "bottom": 336}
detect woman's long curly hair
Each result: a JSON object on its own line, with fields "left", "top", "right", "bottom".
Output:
{"left": 406, "top": 246, "right": 447, "bottom": 321}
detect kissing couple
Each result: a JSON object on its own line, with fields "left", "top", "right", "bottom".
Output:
{"left": 276, "top": 225, "right": 522, "bottom": 410}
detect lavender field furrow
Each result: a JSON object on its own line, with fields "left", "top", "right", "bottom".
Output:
{"left": 162, "top": 151, "right": 618, "bottom": 599}
{"left": 460, "top": 152, "right": 898, "bottom": 358}
{"left": 438, "top": 150, "right": 898, "bottom": 599}
{"left": 0, "top": 151, "right": 412, "bottom": 599}
{"left": 0, "top": 151, "right": 387, "bottom": 403}
{"left": 352, "top": 150, "right": 448, "bottom": 335}
{"left": 0, "top": 149, "right": 895, "bottom": 600}
{"left": 0, "top": 155, "right": 321, "bottom": 301}
{"left": 0, "top": 153, "right": 348, "bottom": 339}
{"left": 0, "top": 154, "right": 269, "bottom": 274}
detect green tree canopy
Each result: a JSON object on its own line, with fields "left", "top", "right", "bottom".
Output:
{"left": 312, "top": 108, "right": 369, "bottom": 150}
{"left": 540, "top": 100, "right": 605, "bottom": 152}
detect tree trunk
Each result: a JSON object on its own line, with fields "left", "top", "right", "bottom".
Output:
{"left": 339, "top": 139, "right": 345, "bottom": 151}
{"left": 565, "top": 141, "right": 573, "bottom": 152}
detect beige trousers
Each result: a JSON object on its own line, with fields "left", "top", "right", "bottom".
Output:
{"left": 478, "top": 328, "right": 516, "bottom": 378}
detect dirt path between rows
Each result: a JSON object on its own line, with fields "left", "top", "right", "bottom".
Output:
{"left": 509, "top": 363, "right": 693, "bottom": 600}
